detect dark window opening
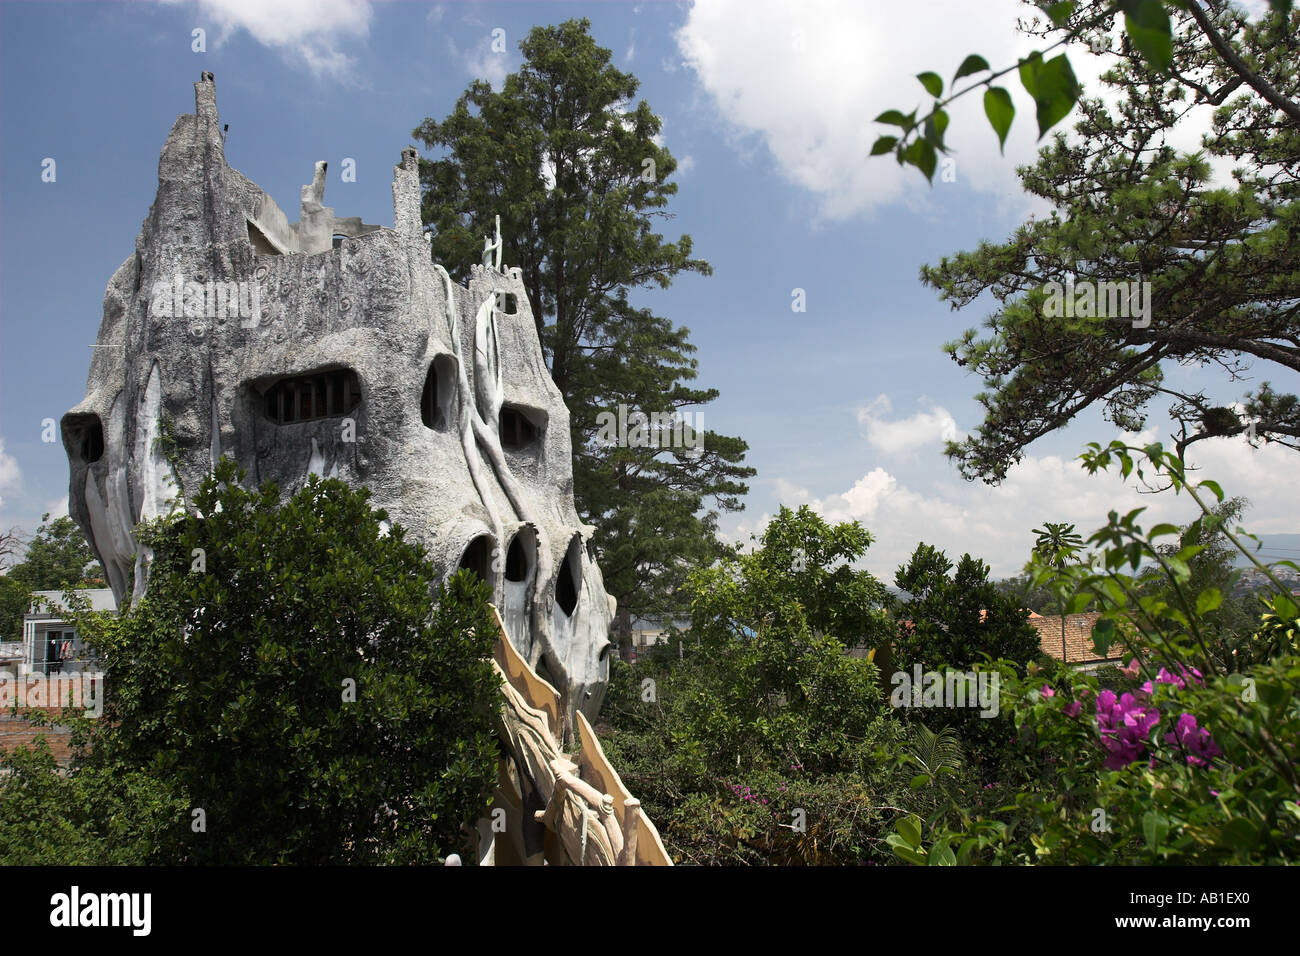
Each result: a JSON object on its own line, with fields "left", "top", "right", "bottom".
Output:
{"left": 505, "top": 535, "right": 529, "bottom": 583}
{"left": 263, "top": 368, "right": 361, "bottom": 424}
{"left": 332, "top": 235, "right": 348, "bottom": 249}
{"left": 421, "top": 355, "right": 455, "bottom": 432}
{"left": 63, "top": 413, "right": 105, "bottom": 464}
{"left": 556, "top": 542, "right": 580, "bottom": 617}
{"left": 495, "top": 292, "right": 519, "bottom": 315}
{"left": 421, "top": 363, "right": 441, "bottom": 429}
{"left": 458, "top": 535, "right": 494, "bottom": 584}
{"left": 500, "top": 406, "right": 542, "bottom": 450}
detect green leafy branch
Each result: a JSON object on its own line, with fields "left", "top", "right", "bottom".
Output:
{"left": 871, "top": 0, "right": 1296, "bottom": 182}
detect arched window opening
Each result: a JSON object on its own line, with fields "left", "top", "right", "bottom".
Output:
{"left": 556, "top": 536, "right": 581, "bottom": 617}
{"left": 63, "top": 413, "right": 105, "bottom": 464}
{"left": 458, "top": 535, "right": 494, "bottom": 584}
{"left": 420, "top": 355, "right": 456, "bottom": 430}
{"left": 505, "top": 535, "right": 529, "bottom": 583}
{"left": 500, "top": 405, "right": 543, "bottom": 450}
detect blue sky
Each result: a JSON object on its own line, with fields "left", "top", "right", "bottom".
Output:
{"left": 1, "top": 0, "right": 1295, "bottom": 580}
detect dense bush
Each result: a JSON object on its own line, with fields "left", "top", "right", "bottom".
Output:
{"left": 601, "top": 506, "right": 916, "bottom": 864}
{"left": 1, "top": 459, "right": 502, "bottom": 865}
{"left": 890, "top": 443, "right": 1300, "bottom": 865}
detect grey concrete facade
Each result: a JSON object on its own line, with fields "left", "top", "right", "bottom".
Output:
{"left": 62, "top": 74, "right": 615, "bottom": 722}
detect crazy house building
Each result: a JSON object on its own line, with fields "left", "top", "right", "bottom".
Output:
{"left": 61, "top": 74, "right": 617, "bottom": 724}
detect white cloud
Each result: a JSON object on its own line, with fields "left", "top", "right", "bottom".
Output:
{"left": 746, "top": 428, "right": 1298, "bottom": 581}
{"left": 0, "top": 439, "right": 20, "bottom": 503}
{"left": 162, "top": 0, "right": 373, "bottom": 81}
{"left": 1233, "top": 0, "right": 1274, "bottom": 18}
{"left": 677, "top": 0, "right": 1058, "bottom": 220}
{"left": 450, "top": 33, "right": 510, "bottom": 90}
{"left": 676, "top": 154, "right": 696, "bottom": 176}
{"left": 677, "top": 0, "right": 1255, "bottom": 220}
{"left": 857, "top": 395, "right": 958, "bottom": 458}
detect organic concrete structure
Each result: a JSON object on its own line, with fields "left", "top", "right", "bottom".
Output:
{"left": 62, "top": 74, "right": 616, "bottom": 724}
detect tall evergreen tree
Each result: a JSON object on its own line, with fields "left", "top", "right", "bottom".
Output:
{"left": 414, "top": 19, "right": 754, "bottom": 631}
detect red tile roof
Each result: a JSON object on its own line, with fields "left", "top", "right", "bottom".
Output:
{"left": 1031, "top": 612, "right": 1129, "bottom": 664}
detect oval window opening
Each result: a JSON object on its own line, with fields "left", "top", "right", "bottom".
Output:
{"left": 421, "top": 355, "right": 456, "bottom": 431}
{"left": 556, "top": 537, "right": 581, "bottom": 616}
{"left": 421, "top": 362, "right": 440, "bottom": 429}
{"left": 505, "top": 535, "right": 529, "bottom": 583}
{"left": 63, "top": 413, "right": 105, "bottom": 464}
{"left": 458, "top": 535, "right": 494, "bottom": 583}
{"left": 500, "top": 406, "right": 543, "bottom": 450}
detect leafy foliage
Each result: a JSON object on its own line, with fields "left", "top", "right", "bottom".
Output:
{"left": 894, "top": 545, "right": 1044, "bottom": 672}
{"left": 873, "top": 1, "right": 1297, "bottom": 183}
{"left": 0, "top": 739, "right": 187, "bottom": 865}
{"left": 0, "top": 574, "right": 30, "bottom": 641}
{"left": 918, "top": 2, "right": 1300, "bottom": 480}
{"left": 890, "top": 444, "right": 1300, "bottom": 864}
{"left": 62, "top": 459, "right": 501, "bottom": 864}
{"left": 599, "top": 506, "right": 909, "bottom": 864}
{"left": 6, "top": 513, "right": 103, "bottom": 591}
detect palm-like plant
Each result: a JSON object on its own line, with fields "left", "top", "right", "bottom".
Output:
{"left": 903, "top": 722, "right": 965, "bottom": 783}
{"left": 1032, "top": 522, "right": 1085, "bottom": 662}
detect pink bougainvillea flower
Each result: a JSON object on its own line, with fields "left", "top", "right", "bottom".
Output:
{"left": 1041, "top": 685, "right": 1056, "bottom": 699}
{"left": 1063, "top": 700, "right": 1082, "bottom": 718}
{"left": 1121, "top": 658, "right": 1141, "bottom": 679}
{"left": 1163, "top": 712, "right": 1222, "bottom": 767}
{"left": 1141, "top": 664, "right": 1204, "bottom": 695}
{"left": 1096, "top": 690, "right": 1161, "bottom": 769}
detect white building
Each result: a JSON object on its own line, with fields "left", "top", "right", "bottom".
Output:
{"left": 18, "top": 588, "right": 117, "bottom": 677}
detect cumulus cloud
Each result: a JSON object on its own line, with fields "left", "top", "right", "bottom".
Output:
{"left": 857, "top": 395, "right": 958, "bottom": 458}
{"left": 161, "top": 0, "right": 372, "bottom": 81}
{"left": 743, "top": 429, "right": 1298, "bottom": 581}
{"left": 449, "top": 31, "right": 511, "bottom": 90}
{"left": 0, "top": 439, "right": 20, "bottom": 522}
{"left": 677, "top": 0, "right": 1059, "bottom": 219}
{"left": 0, "top": 439, "right": 19, "bottom": 501}
{"left": 677, "top": 0, "right": 1255, "bottom": 220}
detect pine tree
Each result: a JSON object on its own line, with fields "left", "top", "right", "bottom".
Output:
{"left": 414, "top": 19, "right": 754, "bottom": 629}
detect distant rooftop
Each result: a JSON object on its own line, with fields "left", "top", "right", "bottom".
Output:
{"left": 29, "top": 588, "right": 118, "bottom": 615}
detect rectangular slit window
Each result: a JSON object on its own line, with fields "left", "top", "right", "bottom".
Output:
{"left": 261, "top": 369, "right": 362, "bottom": 425}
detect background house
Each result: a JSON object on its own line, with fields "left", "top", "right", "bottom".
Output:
{"left": 1030, "top": 612, "right": 1128, "bottom": 671}
{"left": 20, "top": 588, "right": 116, "bottom": 677}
